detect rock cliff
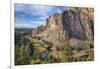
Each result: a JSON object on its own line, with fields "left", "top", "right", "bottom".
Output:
{"left": 32, "top": 7, "right": 94, "bottom": 46}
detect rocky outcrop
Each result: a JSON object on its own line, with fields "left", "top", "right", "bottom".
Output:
{"left": 43, "top": 13, "right": 66, "bottom": 46}
{"left": 32, "top": 7, "right": 94, "bottom": 46}
{"left": 62, "top": 8, "right": 94, "bottom": 41}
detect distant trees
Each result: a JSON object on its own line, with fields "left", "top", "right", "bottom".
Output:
{"left": 61, "top": 42, "right": 73, "bottom": 62}
{"left": 15, "top": 32, "right": 34, "bottom": 65}
{"left": 87, "top": 51, "right": 94, "bottom": 61}
{"left": 15, "top": 31, "right": 94, "bottom": 65}
{"left": 15, "top": 45, "right": 29, "bottom": 65}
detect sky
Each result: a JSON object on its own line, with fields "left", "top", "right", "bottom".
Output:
{"left": 15, "top": 3, "right": 68, "bottom": 28}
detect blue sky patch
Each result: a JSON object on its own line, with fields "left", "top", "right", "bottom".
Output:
{"left": 15, "top": 4, "right": 67, "bottom": 28}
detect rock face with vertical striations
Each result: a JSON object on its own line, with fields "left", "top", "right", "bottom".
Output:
{"left": 32, "top": 7, "right": 94, "bottom": 46}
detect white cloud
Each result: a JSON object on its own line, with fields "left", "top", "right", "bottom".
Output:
{"left": 15, "top": 23, "right": 35, "bottom": 28}
{"left": 15, "top": 4, "right": 68, "bottom": 28}
{"left": 56, "top": 8, "right": 63, "bottom": 13}
{"left": 31, "top": 5, "right": 53, "bottom": 17}
{"left": 15, "top": 4, "right": 53, "bottom": 19}
{"left": 15, "top": 18, "right": 46, "bottom": 28}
